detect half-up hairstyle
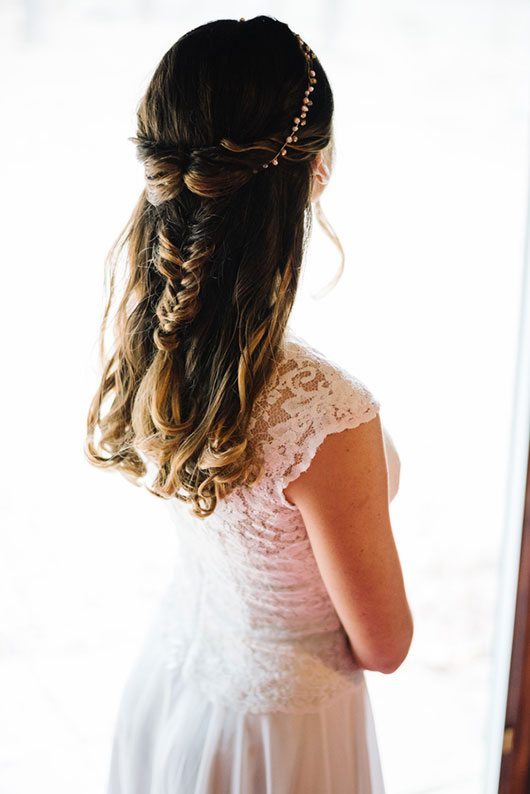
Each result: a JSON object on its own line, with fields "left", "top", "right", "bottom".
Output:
{"left": 85, "top": 15, "right": 335, "bottom": 517}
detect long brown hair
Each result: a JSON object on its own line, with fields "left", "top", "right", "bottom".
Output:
{"left": 85, "top": 16, "right": 335, "bottom": 517}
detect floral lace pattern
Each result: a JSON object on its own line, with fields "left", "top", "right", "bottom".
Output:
{"left": 161, "top": 328, "right": 381, "bottom": 714}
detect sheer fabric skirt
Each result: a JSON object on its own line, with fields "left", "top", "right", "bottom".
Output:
{"left": 106, "top": 598, "right": 386, "bottom": 794}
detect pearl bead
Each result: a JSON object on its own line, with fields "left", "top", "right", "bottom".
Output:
{"left": 281, "top": 149, "right": 287, "bottom": 155}
{"left": 286, "top": 136, "right": 293, "bottom": 143}
{"left": 294, "top": 117, "right": 300, "bottom": 123}
{"left": 272, "top": 159, "right": 278, "bottom": 165}
{"left": 262, "top": 163, "right": 268, "bottom": 168}
{"left": 310, "top": 69, "right": 315, "bottom": 76}
{"left": 293, "top": 135, "right": 298, "bottom": 142}
{"left": 308, "top": 86, "right": 314, "bottom": 92}
{"left": 301, "top": 112, "right": 306, "bottom": 118}
{"left": 300, "top": 120, "right": 306, "bottom": 125}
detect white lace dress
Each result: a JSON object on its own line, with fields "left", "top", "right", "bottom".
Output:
{"left": 106, "top": 327, "right": 387, "bottom": 794}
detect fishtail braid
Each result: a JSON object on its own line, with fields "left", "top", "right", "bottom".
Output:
{"left": 152, "top": 223, "right": 214, "bottom": 352}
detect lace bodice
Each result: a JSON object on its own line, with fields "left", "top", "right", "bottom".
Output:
{"left": 161, "top": 327, "right": 382, "bottom": 714}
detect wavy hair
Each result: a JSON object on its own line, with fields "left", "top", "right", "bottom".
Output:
{"left": 85, "top": 15, "right": 335, "bottom": 517}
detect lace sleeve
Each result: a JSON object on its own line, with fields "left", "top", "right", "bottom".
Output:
{"left": 266, "top": 341, "right": 381, "bottom": 511}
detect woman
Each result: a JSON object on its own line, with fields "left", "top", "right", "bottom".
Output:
{"left": 86, "top": 14, "right": 412, "bottom": 794}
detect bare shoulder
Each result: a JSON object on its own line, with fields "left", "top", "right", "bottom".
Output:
{"left": 283, "top": 410, "right": 387, "bottom": 514}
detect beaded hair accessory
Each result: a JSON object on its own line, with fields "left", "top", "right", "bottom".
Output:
{"left": 139, "top": 25, "right": 319, "bottom": 204}
{"left": 238, "top": 21, "right": 318, "bottom": 174}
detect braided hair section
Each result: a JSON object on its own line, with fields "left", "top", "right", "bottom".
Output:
{"left": 151, "top": 225, "right": 214, "bottom": 353}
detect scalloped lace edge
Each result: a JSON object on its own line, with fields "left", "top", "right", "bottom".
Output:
{"left": 276, "top": 399, "right": 381, "bottom": 510}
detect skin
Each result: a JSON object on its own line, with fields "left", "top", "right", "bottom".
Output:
{"left": 310, "top": 147, "right": 332, "bottom": 202}
{"left": 283, "top": 415, "right": 413, "bottom": 674}
{"left": 286, "top": 159, "right": 414, "bottom": 674}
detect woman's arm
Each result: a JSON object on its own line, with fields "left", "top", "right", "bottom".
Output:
{"left": 283, "top": 413, "right": 413, "bottom": 674}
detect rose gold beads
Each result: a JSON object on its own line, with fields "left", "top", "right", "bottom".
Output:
{"left": 255, "top": 32, "right": 317, "bottom": 172}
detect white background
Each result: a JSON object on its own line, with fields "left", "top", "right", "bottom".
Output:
{"left": 1, "top": 1, "right": 529, "bottom": 792}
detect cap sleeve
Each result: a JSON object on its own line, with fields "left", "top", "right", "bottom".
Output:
{"left": 262, "top": 340, "right": 381, "bottom": 511}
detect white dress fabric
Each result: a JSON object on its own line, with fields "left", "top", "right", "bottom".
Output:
{"left": 106, "top": 328, "right": 387, "bottom": 794}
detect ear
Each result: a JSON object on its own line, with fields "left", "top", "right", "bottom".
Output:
{"left": 312, "top": 150, "right": 331, "bottom": 186}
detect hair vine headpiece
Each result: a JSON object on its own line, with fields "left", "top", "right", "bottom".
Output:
{"left": 138, "top": 24, "right": 319, "bottom": 204}
{"left": 252, "top": 30, "right": 318, "bottom": 173}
